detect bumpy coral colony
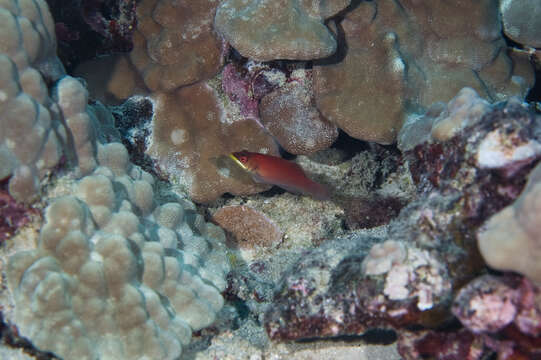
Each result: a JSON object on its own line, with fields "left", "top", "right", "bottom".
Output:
{"left": 1, "top": 0, "right": 541, "bottom": 359}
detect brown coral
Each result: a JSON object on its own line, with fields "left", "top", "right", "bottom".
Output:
{"left": 212, "top": 205, "right": 283, "bottom": 249}
{"left": 77, "top": 0, "right": 224, "bottom": 101}
{"left": 214, "top": 0, "right": 350, "bottom": 61}
{"left": 130, "top": 0, "right": 223, "bottom": 92}
{"left": 260, "top": 71, "right": 338, "bottom": 155}
{"left": 147, "top": 81, "right": 279, "bottom": 203}
{"left": 313, "top": 0, "right": 533, "bottom": 144}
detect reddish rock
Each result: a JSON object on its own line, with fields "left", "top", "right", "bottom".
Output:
{"left": 212, "top": 205, "right": 283, "bottom": 249}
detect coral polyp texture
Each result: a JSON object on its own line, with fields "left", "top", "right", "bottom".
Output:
{"left": 7, "top": 142, "right": 230, "bottom": 360}
{"left": 259, "top": 69, "right": 338, "bottom": 154}
{"left": 313, "top": 0, "right": 534, "bottom": 144}
{"left": 214, "top": 0, "right": 350, "bottom": 61}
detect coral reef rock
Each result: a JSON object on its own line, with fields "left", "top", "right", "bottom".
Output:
{"left": 265, "top": 88, "right": 541, "bottom": 360}
{"left": 264, "top": 230, "right": 453, "bottom": 340}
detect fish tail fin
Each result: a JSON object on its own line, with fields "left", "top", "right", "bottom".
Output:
{"left": 308, "top": 181, "right": 331, "bottom": 201}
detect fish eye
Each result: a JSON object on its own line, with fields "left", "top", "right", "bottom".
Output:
{"left": 239, "top": 156, "right": 248, "bottom": 163}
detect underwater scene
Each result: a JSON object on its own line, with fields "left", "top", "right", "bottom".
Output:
{"left": 1, "top": 0, "right": 540, "bottom": 359}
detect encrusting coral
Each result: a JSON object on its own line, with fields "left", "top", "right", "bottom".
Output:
{"left": 212, "top": 205, "right": 283, "bottom": 249}
{"left": 130, "top": 0, "right": 223, "bottom": 93}
{"left": 74, "top": 0, "right": 223, "bottom": 102}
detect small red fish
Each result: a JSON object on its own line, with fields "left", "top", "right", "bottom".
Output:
{"left": 229, "top": 151, "right": 330, "bottom": 200}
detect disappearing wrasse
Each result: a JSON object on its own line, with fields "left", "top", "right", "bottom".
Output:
{"left": 229, "top": 150, "right": 330, "bottom": 200}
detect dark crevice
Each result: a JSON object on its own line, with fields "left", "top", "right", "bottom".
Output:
{"left": 0, "top": 312, "right": 59, "bottom": 359}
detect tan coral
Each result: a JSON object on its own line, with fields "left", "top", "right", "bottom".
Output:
{"left": 0, "top": 0, "right": 66, "bottom": 202}
{"left": 260, "top": 71, "right": 338, "bottom": 154}
{"left": 147, "top": 81, "right": 279, "bottom": 203}
{"left": 313, "top": 4, "right": 406, "bottom": 144}
{"left": 130, "top": 0, "right": 223, "bottom": 93}
{"left": 76, "top": 0, "right": 224, "bottom": 101}
{"left": 430, "top": 88, "right": 491, "bottom": 142}
{"left": 313, "top": 0, "right": 534, "bottom": 144}
{"left": 478, "top": 162, "right": 541, "bottom": 284}
{"left": 215, "top": 0, "right": 350, "bottom": 61}
{"left": 500, "top": 0, "right": 541, "bottom": 48}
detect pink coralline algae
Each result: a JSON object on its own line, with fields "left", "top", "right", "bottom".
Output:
{"left": 453, "top": 275, "right": 523, "bottom": 334}
{"left": 221, "top": 63, "right": 261, "bottom": 121}
{"left": 453, "top": 275, "right": 541, "bottom": 338}
{"left": 264, "top": 231, "right": 454, "bottom": 341}
{"left": 0, "top": 190, "right": 38, "bottom": 242}
{"left": 398, "top": 329, "right": 483, "bottom": 360}
{"left": 221, "top": 62, "right": 284, "bottom": 122}
{"left": 399, "top": 275, "right": 541, "bottom": 360}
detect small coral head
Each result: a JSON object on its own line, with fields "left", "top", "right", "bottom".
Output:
{"left": 229, "top": 150, "right": 251, "bottom": 171}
